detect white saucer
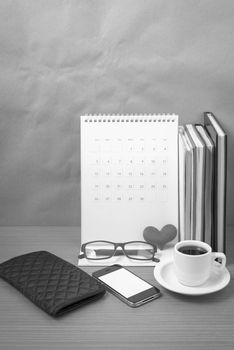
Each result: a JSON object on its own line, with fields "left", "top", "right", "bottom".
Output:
{"left": 154, "top": 260, "right": 231, "bottom": 295}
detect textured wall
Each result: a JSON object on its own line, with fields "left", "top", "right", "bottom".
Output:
{"left": 0, "top": 0, "right": 233, "bottom": 225}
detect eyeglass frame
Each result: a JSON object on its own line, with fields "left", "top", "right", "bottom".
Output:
{"left": 78, "top": 240, "right": 160, "bottom": 263}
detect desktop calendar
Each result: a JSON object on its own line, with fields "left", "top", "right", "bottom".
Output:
{"left": 80, "top": 115, "right": 178, "bottom": 265}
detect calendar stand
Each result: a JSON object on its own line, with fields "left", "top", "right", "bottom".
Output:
{"left": 79, "top": 115, "right": 179, "bottom": 266}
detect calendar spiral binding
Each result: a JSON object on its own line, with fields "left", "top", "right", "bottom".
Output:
{"left": 81, "top": 114, "right": 178, "bottom": 123}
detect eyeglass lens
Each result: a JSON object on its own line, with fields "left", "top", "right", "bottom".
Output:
{"left": 124, "top": 242, "right": 154, "bottom": 260}
{"left": 85, "top": 242, "right": 115, "bottom": 259}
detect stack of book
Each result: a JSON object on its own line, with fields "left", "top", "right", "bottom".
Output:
{"left": 179, "top": 112, "right": 227, "bottom": 253}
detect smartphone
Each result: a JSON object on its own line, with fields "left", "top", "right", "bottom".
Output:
{"left": 92, "top": 264, "right": 161, "bottom": 307}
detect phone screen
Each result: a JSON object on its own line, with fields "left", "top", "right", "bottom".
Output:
{"left": 99, "top": 268, "right": 153, "bottom": 298}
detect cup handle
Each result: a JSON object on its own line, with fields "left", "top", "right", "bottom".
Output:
{"left": 212, "top": 252, "right": 226, "bottom": 270}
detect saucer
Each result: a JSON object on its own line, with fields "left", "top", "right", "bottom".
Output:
{"left": 154, "top": 260, "right": 231, "bottom": 295}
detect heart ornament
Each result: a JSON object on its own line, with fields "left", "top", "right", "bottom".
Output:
{"left": 143, "top": 224, "right": 177, "bottom": 250}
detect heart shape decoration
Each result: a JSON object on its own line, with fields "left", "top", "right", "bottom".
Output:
{"left": 143, "top": 224, "right": 177, "bottom": 250}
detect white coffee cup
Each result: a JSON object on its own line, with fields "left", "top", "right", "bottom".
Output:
{"left": 174, "top": 240, "right": 226, "bottom": 287}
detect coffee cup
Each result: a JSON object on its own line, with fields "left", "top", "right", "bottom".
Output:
{"left": 174, "top": 240, "right": 226, "bottom": 287}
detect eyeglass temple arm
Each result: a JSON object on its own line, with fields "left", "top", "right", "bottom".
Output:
{"left": 78, "top": 250, "right": 122, "bottom": 258}
{"left": 82, "top": 249, "right": 150, "bottom": 256}
{"left": 78, "top": 249, "right": 160, "bottom": 262}
{"left": 152, "top": 257, "right": 160, "bottom": 263}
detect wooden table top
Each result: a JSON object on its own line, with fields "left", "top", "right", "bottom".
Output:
{"left": 0, "top": 226, "right": 233, "bottom": 350}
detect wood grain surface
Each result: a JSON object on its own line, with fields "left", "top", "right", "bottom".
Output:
{"left": 0, "top": 227, "right": 233, "bottom": 350}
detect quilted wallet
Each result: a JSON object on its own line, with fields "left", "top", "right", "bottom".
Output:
{"left": 0, "top": 251, "right": 106, "bottom": 317}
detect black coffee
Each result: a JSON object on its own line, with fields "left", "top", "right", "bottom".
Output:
{"left": 178, "top": 245, "right": 207, "bottom": 256}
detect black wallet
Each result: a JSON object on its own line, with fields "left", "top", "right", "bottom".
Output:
{"left": 0, "top": 251, "right": 106, "bottom": 317}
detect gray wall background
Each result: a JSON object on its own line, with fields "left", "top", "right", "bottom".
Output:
{"left": 0, "top": 0, "right": 233, "bottom": 226}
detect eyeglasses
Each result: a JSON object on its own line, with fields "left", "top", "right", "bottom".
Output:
{"left": 78, "top": 240, "right": 160, "bottom": 262}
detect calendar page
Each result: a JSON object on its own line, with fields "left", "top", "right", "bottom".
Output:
{"left": 80, "top": 115, "right": 178, "bottom": 266}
